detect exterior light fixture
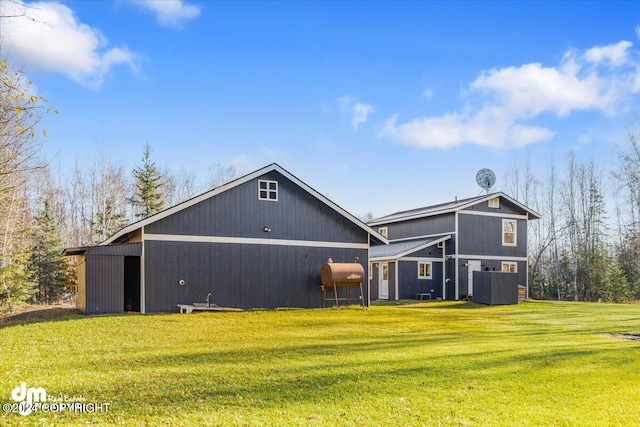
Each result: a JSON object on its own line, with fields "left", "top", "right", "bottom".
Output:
{"left": 263, "top": 226, "right": 271, "bottom": 232}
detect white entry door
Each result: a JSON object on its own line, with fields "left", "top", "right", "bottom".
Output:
{"left": 379, "top": 263, "right": 389, "bottom": 300}
{"left": 467, "top": 260, "right": 482, "bottom": 295}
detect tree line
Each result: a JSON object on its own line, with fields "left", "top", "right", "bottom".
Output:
{"left": 505, "top": 143, "right": 640, "bottom": 303}
{"left": 0, "top": 61, "right": 236, "bottom": 311}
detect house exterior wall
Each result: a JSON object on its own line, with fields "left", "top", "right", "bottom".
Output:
{"left": 457, "top": 213, "right": 527, "bottom": 257}
{"left": 370, "top": 263, "right": 379, "bottom": 300}
{"left": 144, "top": 241, "right": 368, "bottom": 311}
{"left": 397, "top": 260, "right": 443, "bottom": 300}
{"left": 140, "top": 172, "right": 371, "bottom": 312}
{"left": 462, "top": 198, "right": 527, "bottom": 215}
{"left": 381, "top": 214, "right": 454, "bottom": 241}
{"left": 84, "top": 254, "right": 125, "bottom": 314}
{"left": 145, "top": 171, "right": 363, "bottom": 244}
{"left": 388, "top": 262, "right": 396, "bottom": 300}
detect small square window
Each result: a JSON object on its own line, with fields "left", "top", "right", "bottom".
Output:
{"left": 258, "top": 180, "right": 278, "bottom": 201}
{"left": 437, "top": 241, "right": 444, "bottom": 249}
{"left": 379, "top": 227, "right": 388, "bottom": 238}
{"left": 489, "top": 197, "right": 500, "bottom": 208}
{"left": 501, "top": 262, "right": 518, "bottom": 273}
{"left": 418, "top": 262, "right": 432, "bottom": 279}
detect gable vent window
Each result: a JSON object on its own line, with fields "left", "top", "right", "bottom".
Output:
{"left": 379, "top": 227, "right": 388, "bottom": 238}
{"left": 258, "top": 180, "right": 278, "bottom": 201}
{"left": 489, "top": 197, "right": 500, "bottom": 208}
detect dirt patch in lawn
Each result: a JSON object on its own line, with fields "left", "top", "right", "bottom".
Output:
{"left": 0, "top": 304, "right": 80, "bottom": 327}
{"left": 603, "top": 333, "right": 640, "bottom": 341}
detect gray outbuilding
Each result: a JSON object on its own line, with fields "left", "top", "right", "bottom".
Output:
{"left": 64, "top": 164, "right": 387, "bottom": 314}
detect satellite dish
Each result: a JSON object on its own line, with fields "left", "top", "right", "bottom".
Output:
{"left": 476, "top": 168, "right": 496, "bottom": 193}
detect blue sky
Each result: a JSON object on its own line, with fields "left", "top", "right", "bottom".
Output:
{"left": 2, "top": 1, "right": 640, "bottom": 218}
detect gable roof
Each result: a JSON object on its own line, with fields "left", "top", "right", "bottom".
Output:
{"left": 370, "top": 235, "right": 451, "bottom": 261}
{"left": 368, "top": 192, "right": 541, "bottom": 226}
{"left": 102, "top": 163, "right": 388, "bottom": 246}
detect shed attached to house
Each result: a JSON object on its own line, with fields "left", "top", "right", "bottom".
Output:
{"left": 64, "top": 163, "right": 387, "bottom": 314}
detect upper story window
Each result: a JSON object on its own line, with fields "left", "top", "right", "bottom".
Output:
{"left": 502, "top": 219, "right": 517, "bottom": 246}
{"left": 502, "top": 262, "right": 518, "bottom": 273}
{"left": 258, "top": 180, "right": 278, "bottom": 201}
{"left": 418, "top": 262, "right": 432, "bottom": 279}
{"left": 488, "top": 197, "right": 500, "bottom": 208}
{"left": 379, "top": 227, "right": 388, "bottom": 238}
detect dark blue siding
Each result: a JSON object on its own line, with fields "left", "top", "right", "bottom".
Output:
{"left": 144, "top": 240, "right": 368, "bottom": 312}
{"left": 384, "top": 214, "right": 454, "bottom": 241}
{"left": 85, "top": 255, "right": 125, "bottom": 314}
{"left": 458, "top": 214, "right": 527, "bottom": 257}
{"left": 397, "top": 261, "right": 443, "bottom": 300}
{"left": 463, "top": 197, "right": 528, "bottom": 215}
{"left": 146, "top": 171, "right": 365, "bottom": 244}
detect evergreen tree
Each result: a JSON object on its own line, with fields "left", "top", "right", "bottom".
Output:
{"left": 602, "top": 256, "right": 632, "bottom": 303}
{"left": 29, "top": 200, "right": 74, "bottom": 303}
{"left": 130, "top": 143, "right": 165, "bottom": 218}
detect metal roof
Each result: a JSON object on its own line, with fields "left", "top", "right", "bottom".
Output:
{"left": 370, "top": 235, "right": 451, "bottom": 260}
{"left": 368, "top": 192, "right": 541, "bottom": 226}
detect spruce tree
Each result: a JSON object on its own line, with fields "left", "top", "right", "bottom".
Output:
{"left": 29, "top": 200, "right": 74, "bottom": 303}
{"left": 131, "top": 143, "right": 165, "bottom": 218}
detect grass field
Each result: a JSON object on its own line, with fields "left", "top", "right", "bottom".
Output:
{"left": 1, "top": 300, "right": 640, "bottom": 426}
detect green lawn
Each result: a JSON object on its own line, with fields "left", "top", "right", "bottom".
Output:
{"left": 1, "top": 301, "right": 640, "bottom": 426}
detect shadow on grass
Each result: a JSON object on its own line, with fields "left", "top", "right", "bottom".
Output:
{"left": 0, "top": 306, "right": 83, "bottom": 328}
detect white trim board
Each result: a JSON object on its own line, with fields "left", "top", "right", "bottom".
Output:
{"left": 456, "top": 254, "right": 528, "bottom": 262}
{"left": 389, "top": 232, "right": 456, "bottom": 243}
{"left": 458, "top": 210, "right": 528, "bottom": 220}
{"left": 144, "top": 233, "right": 370, "bottom": 249}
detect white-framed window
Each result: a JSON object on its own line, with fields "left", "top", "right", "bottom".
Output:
{"left": 502, "top": 219, "right": 517, "bottom": 246}
{"left": 258, "top": 180, "right": 278, "bottom": 201}
{"left": 379, "top": 227, "right": 388, "bottom": 238}
{"left": 489, "top": 197, "right": 500, "bottom": 208}
{"left": 502, "top": 262, "right": 518, "bottom": 273}
{"left": 418, "top": 262, "right": 432, "bottom": 279}
{"left": 437, "top": 241, "right": 444, "bottom": 248}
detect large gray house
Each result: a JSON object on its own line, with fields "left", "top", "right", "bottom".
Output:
{"left": 64, "top": 164, "right": 387, "bottom": 314}
{"left": 367, "top": 193, "right": 540, "bottom": 301}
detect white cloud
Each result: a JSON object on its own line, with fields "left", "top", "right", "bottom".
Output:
{"left": 335, "top": 95, "right": 374, "bottom": 130}
{"left": 130, "top": 0, "right": 201, "bottom": 28}
{"left": 381, "top": 39, "right": 640, "bottom": 149}
{"left": 1, "top": 1, "right": 139, "bottom": 89}
{"left": 351, "top": 103, "right": 374, "bottom": 129}
{"left": 583, "top": 40, "right": 632, "bottom": 66}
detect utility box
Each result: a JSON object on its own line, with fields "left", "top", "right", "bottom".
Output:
{"left": 472, "top": 271, "right": 519, "bottom": 305}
